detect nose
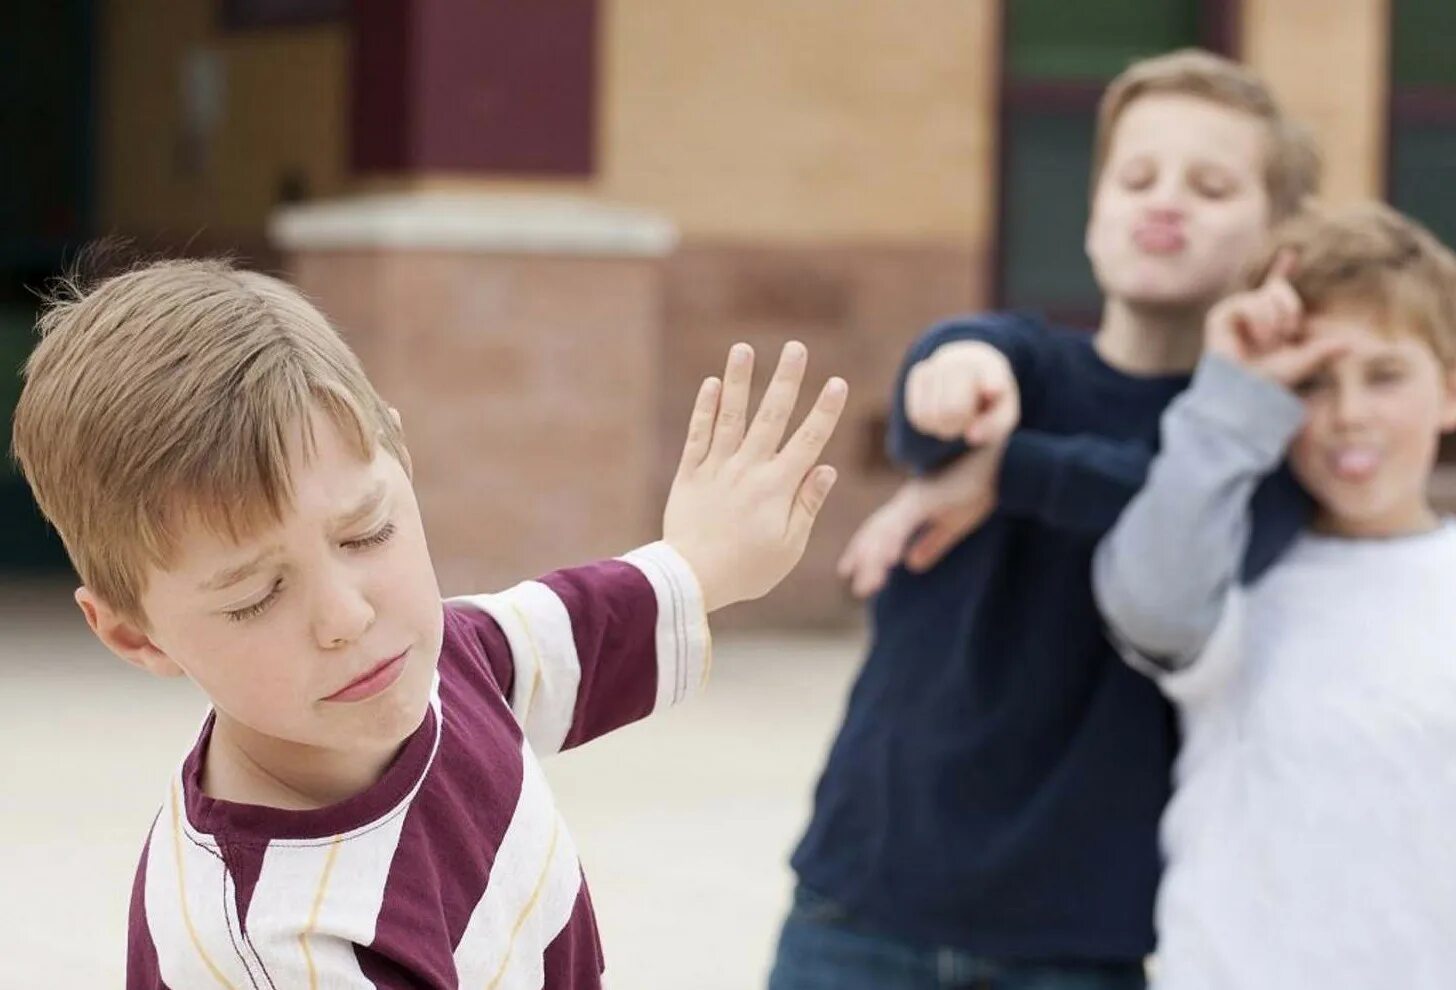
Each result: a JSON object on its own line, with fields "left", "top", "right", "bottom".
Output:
{"left": 311, "top": 566, "right": 376, "bottom": 650}
{"left": 1332, "top": 380, "right": 1374, "bottom": 429}
{"left": 1142, "top": 204, "right": 1185, "bottom": 225}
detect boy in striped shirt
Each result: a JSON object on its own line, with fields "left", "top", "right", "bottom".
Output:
{"left": 11, "top": 259, "right": 847, "bottom": 989}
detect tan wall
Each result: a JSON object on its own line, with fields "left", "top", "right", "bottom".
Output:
{"left": 100, "top": 1, "right": 999, "bottom": 248}
{"left": 1241, "top": 0, "right": 1389, "bottom": 204}
{"left": 99, "top": 0, "right": 349, "bottom": 242}
{"left": 602, "top": 1, "right": 999, "bottom": 243}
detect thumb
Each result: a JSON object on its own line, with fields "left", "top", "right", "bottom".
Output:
{"left": 788, "top": 464, "right": 839, "bottom": 547}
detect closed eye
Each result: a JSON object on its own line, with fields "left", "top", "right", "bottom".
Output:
{"left": 345, "top": 522, "right": 397, "bottom": 551}
{"left": 226, "top": 580, "right": 282, "bottom": 623}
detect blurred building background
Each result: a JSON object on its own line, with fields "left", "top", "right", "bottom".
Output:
{"left": 3, "top": 0, "right": 1453, "bottom": 626}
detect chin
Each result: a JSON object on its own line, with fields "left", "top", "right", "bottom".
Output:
{"left": 1102, "top": 270, "right": 1222, "bottom": 311}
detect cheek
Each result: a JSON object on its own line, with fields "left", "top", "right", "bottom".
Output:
{"left": 1195, "top": 206, "right": 1266, "bottom": 262}
{"left": 1085, "top": 190, "right": 1129, "bottom": 250}
{"left": 1384, "top": 392, "right": 1446, "bottom": 457}
{"left": 1288, "top": 420, "right": 1324, "bottom": 480}
{"left": 173, "top": 623, "right": 308, "bottom": 709}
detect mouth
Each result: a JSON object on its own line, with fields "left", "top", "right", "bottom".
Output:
{"left": 1326, "top": 446, "right": 1382, "bottom": 482}
{"left": 1132, "top": 224, "right": 1187, "bottom": 255}
{"left": 323, "top": 649, "right": 410, "bottom": 703}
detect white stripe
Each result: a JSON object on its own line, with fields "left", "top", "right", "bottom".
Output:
{"left": 243, "top": 691, "right": 442, "bottom": 986}
{"left": 619, "top": 541, "right": 711, "bottom": 713}
{"left": 453, "top": 741, "right": 584, "bottom": 989}
{"left": 145, "top": 783, "right": 259, "bottom": 990}
{"left": 453, "top": 582, "right": 582, "bottom": 755}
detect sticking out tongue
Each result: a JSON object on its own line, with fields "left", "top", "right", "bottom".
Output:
{"left": 1331, "top": 447, "right": 1380, "bottom": 480}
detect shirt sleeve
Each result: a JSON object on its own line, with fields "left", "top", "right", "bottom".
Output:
{"left": 1093, "top": 354, "right": 1306, "bottom": 671}
{"left": 1132, "top": 587, "right": 1249, "bottom": 706}
{"left": 994, "top": 430, "right": 1155, "bottom": 538}
{"left": 448, "top": 541, "right": 711, "bottom": 755}
{"left": 887, "top": 313, "right": 1048, "bottom": 473}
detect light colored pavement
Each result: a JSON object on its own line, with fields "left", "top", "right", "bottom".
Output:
{"left": 0, "top": 578, "right": 866, "bottom": 989}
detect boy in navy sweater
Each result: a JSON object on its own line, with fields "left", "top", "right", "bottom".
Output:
{"left": 771, "top": 50, "right": 1320, "bottom": 990}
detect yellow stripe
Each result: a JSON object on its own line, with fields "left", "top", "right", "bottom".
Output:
{"left": 484, "top": 816, "right": 562, "bottom": 990}
{"left": 298, "top": 838, "right": 343, "bottom": 990}
{"left": 168, "top": 782, "right": 240, "bottom": 989}
{"left": 508, "top": 599, "right": 546, "bottom": 721}
{"left": 698, "top": 602, "right": 714, "bottom": 687}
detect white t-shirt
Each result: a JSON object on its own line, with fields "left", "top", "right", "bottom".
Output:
{"left": 1150, "top": 522, "right": 1456, "bottom": 990}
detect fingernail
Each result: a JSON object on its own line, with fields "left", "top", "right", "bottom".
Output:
{"left": 819, "top": 466, "right": 839, "bottom": 493}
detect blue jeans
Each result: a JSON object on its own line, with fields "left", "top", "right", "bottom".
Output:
{"left": 768, "top": 886, "right": 1146, "bottom": 990}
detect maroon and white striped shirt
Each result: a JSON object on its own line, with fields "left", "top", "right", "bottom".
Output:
{"left": 126, "top": 543, "right": 709, "bottom": 989}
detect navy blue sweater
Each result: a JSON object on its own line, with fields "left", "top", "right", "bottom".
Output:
{"left": 790, "top": 312, "right": 1307, "bottom": 960}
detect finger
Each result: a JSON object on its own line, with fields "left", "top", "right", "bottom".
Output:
{"left": 676, "top": 376, "right": 722, "bottom": 475}
{"left": 846, "top": 526, "right": 895, "bottom": 598}
{"left": 787, "top": 464, "right": 840, "bottom": 554}
{"left": 926, "top": 363, "right": 955, "bottom": 437}
{"left": 969, "top": 387, "right": 1020, "bottom": 447}
{"left": 904, "top": 515, "right": 969, "bottom": 572}
{"left": 706, "top": 343, "right": 755, "bottom": 462}
{"left": 1266, "top": 279, "right": 1304, "bottom": 336}
{"left": 966, "top": 366, "right": 1019, "bottom": 445}
{"left": 778, "top": 376, "right": 849, "bottom": 477}
{"left": 850, "top": 549, "right": 893, "bottom": 600}
{"left": 741, "top": 341, "right": 808, "bottom": 459}
{"left": 1266, "top": 247, "right": 1299, "bottom": 285}
{"left": 837, "top": 532, "right": 862, "bottom": 580}
{"left": 1237, "top": 300, "right": 1279, "bottom": 352}
{"left": 837, "top": 508, "right": 881, "bottom": 579}
{"left": 939, "top": 368, "right": 980, "bottom": 440}
{"left": 905, "top": 363, "right": 933, "bottom": 434}
{"left": 1265, "top": 335, "right": 1350, "bottom": 387}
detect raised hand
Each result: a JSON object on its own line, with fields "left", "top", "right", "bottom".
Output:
{"left": 1205, "top": 250, "right": 1349, "bottom": 386}
{"left": 904, "top": 340, "right": 1021, "bottom": 446}
{"left": 664, "top": 342, "right": 848, "bottom": 612}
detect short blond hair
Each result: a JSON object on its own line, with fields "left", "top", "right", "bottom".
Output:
{"left": 1249, "top": 202, "right": 1456, "bottom": 365}
{"left": 1094, "top": 48, "right": 1322, "bottom": 221}
{"left": 12, "top": 258, "right": 407, "bottom": 621}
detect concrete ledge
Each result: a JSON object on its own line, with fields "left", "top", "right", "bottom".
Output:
{"left": 270, "top": 192, "right": 679, "bottom": 257}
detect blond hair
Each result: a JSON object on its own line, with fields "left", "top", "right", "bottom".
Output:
{"left": 12, "top": 258, "right": 407, "bottom": 621}
{"left": 1249, "top": 202, "right": 1456, "bottom": 365}
{"left": 1094, "top": 48, "right": 1322, "bottom": 221}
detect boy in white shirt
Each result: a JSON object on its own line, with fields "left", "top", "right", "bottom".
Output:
{"left": 1094, "top": 202, "right": 1456, "bottom": 989}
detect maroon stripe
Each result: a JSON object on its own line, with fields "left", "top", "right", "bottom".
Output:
{"left": 541, "top": 879, "right": 606, "bottom": 988}
{"left": 126, "top": 819, "right": 172, "bottom": 989}
{"left": 357, "top": 611, "right": 529, "bottom": 984}
{"left": 538, "top": 560, "right": 662, "bottom": 751}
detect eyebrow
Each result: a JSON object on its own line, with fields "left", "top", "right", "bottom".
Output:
{"left": 197, "top": 481, "right": 390, "bottom": 592}
{"left": 199, "top": 547, "right": 284, "bottom": 593}
{"left": 331, "top": 480, "right": 390, "bottom": 532}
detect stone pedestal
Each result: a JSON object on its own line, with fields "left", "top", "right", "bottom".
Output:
{"left": 271, "top": 192, "right": 676, "bottom": 596}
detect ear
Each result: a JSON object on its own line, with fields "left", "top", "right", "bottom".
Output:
{"left": 1441, "top": 367, "right": 1456, "bottom": 433}
{"left": 74, "top": 587, "right": 185, "bottom": 678}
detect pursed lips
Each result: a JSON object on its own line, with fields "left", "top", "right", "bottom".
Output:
{"left": 323, "top": 649, "right": 410, "bottom": 702}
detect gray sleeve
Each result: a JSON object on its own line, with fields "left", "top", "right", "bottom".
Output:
{"left": 1092, "top": 354, "right": 1306, "bottom": 669}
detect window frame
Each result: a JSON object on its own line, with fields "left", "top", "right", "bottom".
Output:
{"left": 991, "top": 0, "right": 1244, "bottom": 327}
